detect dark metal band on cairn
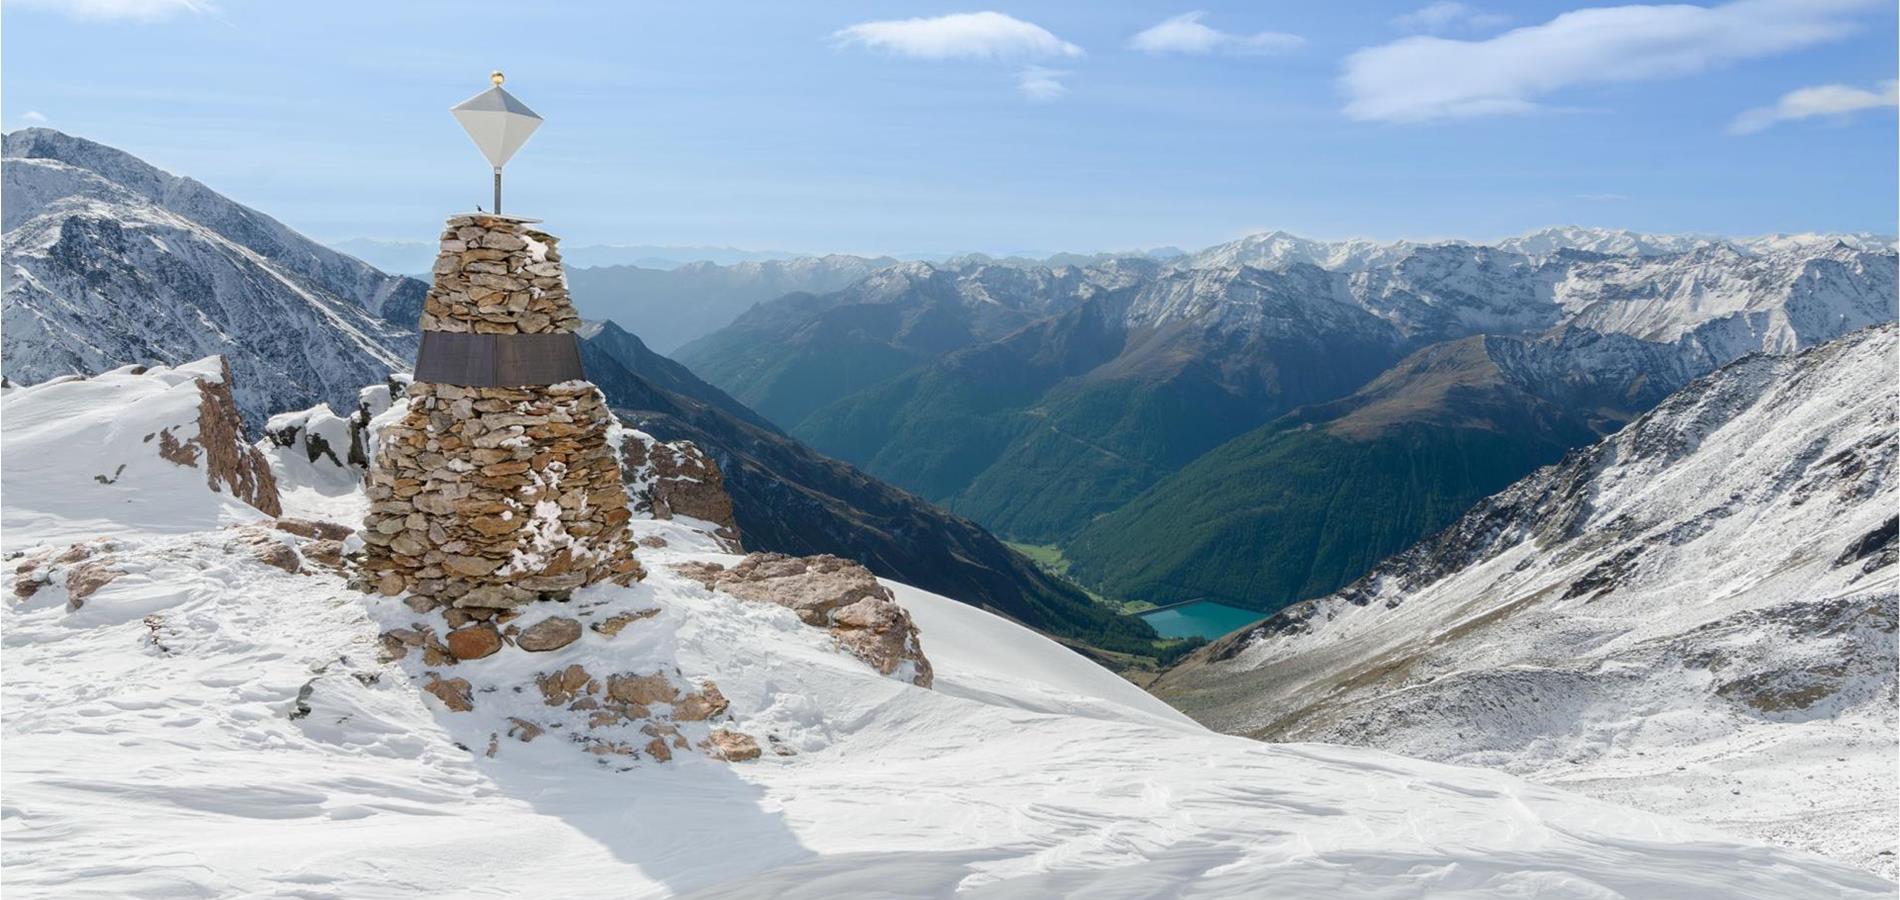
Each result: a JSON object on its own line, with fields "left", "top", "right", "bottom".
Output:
{"left": 413, "top": 330, "right": 585, "bottom": 387}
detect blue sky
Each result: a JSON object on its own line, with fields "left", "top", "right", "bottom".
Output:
{"left": 4, "top": 0, "right": 1896, "bottom": 256}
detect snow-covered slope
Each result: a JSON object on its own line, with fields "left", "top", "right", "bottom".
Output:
{"left": 1, "top": 128, "right": 421, "bottom": 428}
{"left": 1153, "top": 324, "right": 1900, "bottom": 878}
{"left": 0, "top": 358, "right": 282, "bottom": 544}
{"left": 5, "top": 360, "right": 1891, "bottom": 898}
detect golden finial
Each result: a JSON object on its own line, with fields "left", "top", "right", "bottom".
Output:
{"left": 491, "top": 70, "right": 505, "bottom": 86}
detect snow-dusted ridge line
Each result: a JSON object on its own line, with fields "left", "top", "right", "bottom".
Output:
{"left": 1, "top": 129, "right": 422, "bottom": 429}
{"left": 1188, "top": 225, "right": 1898, "bottom": 272}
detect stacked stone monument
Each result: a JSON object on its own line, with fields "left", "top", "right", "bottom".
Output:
{"left": 361, "top": 214, "right": 642, "bottom": 608}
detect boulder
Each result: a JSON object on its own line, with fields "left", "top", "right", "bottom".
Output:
{"left": 606, "top": 673, "right": 678, "bottom": 706}
{"left": 274, "top": 518, "right": 354, "bottom": 541}
{"left": 679, "top": 553, "right": 932, "bottom": 687}
{"left": 516, "top": 616, "right": 582, "bottom": 652}
{"left": 672, "top": 682, "right": 729, "bottom": 721}
{"left": 423, "top": 674, "right": 475, "bottom": 712}
{"left": 65, "top": 555, "right": 124, "bottom": 609}
{"left": 703, "top": 729, "right": 761, "bottom": 762}
{"left": 445, "top": 624, "right": 502, "bottom": 660}
{"left": 590, "top": 607, "right": 659, "bottom": 637}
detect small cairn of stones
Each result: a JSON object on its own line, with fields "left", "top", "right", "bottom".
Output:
{"left": 360, "top": 215, "right": 641, "bottom": 609}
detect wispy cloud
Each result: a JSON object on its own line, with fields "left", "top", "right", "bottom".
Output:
{"left": 1342, "top": 0, "right": 1875, "bottom": 124}
{"left": 20, "top": 111, "right": 49, "bottom": 123}
{"left": 1576, "top": 192, "right": 1630, "bottom": 202}
{"left": 1729, "top": 80, "right": 1898, "bottom": 133}
{"left": 8, "top": 0, "right": 214, "bottom": 21}
{"left": 832, "top": 12, "right": 1082, "bottom": 61}
{"left": 1391, "top": 2, "right": 1509, "bottom": 34}
{"left": 1128, "top": 12, "right": 1302, "bottom": 56}
{"left": 1018, "top": 66, "right": 1070, "bottom": 102}
{"left": 833, "top": 12, "right": 1082, "bottom": 102}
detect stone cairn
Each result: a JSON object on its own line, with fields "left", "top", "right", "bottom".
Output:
{"left": 361, "top": 214, "right": 642, "bottom": 608}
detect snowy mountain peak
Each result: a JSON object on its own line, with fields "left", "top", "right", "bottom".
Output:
{"left": 2, "top": 129, "right": 423, "bottom": 428}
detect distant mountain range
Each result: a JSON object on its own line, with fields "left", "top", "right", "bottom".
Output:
{"left": 1188, "top": 226, "right": 1896, "bottom": 271}
{"left": 334, "top": 238, "right": 1191, "bottom": 354}
{"left": 567, "top": 255, "right": 897, "bottom": 354}
{"left": 676, "top": 229, "right": 1897, "bottom": 617}
{"left": 0, "top": 128, "right": 1167, "bottom": 667}
{"left": 1152, "top": 323, "right": 1899, "bottom": 875}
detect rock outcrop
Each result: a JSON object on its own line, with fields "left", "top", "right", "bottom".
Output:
{"left": 360, "top": 216, "right": 641, "bottom": 608}
{"left": 680, "top": 553, "right": 932, "bottom": 687}
{"left": 178, "top": 358, "right": 283, "bottom": 517}
{"left": 618, "top": 429, "right": 740, "bottom": 549}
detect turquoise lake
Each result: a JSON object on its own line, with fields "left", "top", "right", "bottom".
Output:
{"left": 1136, "top": 601, "right": 1264, "bottom": 640}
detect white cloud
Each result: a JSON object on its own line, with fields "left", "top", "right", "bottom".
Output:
{"left": 1018, "top": 66, "right": 1070, "bottom": 102}
{"left": 1391, "top": 2, "right": 1510, "bottom": 33}
{"left": 1129, "top": 12, "right": 1303, "bottom": 56}
{"left": 1342, "top": 0, "right": 1876, "bottom": 124}
{"left": 832, "top": 11, "right": 1082, "bottom": 61}
{"left": 1577, "top": 192, "right": 1631, "bottom": 202}
{"left": 1729, "top": 80, "right": 1899, "bottom": 133}
{"left": 20, "top": 111, "right": 49, "bottom": 123}
{"left": 7, "top": 0, "right": 214, "bottom": 21}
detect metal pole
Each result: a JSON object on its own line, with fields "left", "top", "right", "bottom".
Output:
{"left": 493, "top": 167, "right": 503, "bottom": 215}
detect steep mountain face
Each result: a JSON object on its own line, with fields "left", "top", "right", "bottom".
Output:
{"left": 799, "top": 265, "right": 1408, "bottom": 541}
{"left": 576, "top": 323, "right": 1166, "bottom": 660}
{"left": 1151, "top": 324, "right": 1899, "bottom": 876}
{"left": 1064, "top": 327, "right": 1711, "bottom": 611}
{"left": 1, "top": 128, "right": 424, "bottom": 427}
{"left": 567, "top": 253, "right": 895, "bottom": 354}
{"left": 573, "top": 320, "right": 775, "bottom": 431}
{"left": 1549, "top": 242, "right": 1897, "bottom": 355}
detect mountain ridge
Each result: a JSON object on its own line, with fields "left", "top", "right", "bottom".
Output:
{"left": 2, "top": 128, "right": 423, "bottom": 427}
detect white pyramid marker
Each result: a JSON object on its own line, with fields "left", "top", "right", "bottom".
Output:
{"left": 451, "top": 71, "right": 542, "bottom": 214}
